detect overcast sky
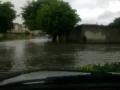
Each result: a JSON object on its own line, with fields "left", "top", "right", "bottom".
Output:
{"left": 1, "top": 0, "right": 120, "bottom": 25}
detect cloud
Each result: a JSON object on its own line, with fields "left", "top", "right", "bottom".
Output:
{"left": 107, "top": 0, "right": 120, "bottom": 13}
{"left": 78, "top": 8, "right": 104, "bottom": 19}
{"left": 65, "top": 0, "right": 120, "bottom": 25}
{"left": 65, "top": 0, "right": 110, "bottom": 9}
{"left": 98, "top": 11, "right": 120, "bottom": 25}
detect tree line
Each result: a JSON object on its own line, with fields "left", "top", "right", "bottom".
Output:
{"left": 0, "top": 0, "right": 120, "bottom": 42}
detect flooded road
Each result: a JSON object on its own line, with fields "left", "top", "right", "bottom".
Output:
{"left": 0, "top": 36, "right": 120, "bottom": 72}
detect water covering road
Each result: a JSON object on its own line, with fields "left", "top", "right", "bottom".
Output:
{"left": 0, "top": 36, "right": 120, "bottom": 72}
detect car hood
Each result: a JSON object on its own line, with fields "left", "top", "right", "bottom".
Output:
{"left": 0, "top": 71, "right": 90, "bottom": 85}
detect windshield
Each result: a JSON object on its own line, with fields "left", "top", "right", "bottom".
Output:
{"left": 0, "top": 0, "right": 120, "bottom": 74}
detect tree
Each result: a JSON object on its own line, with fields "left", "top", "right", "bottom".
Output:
{"left": 109, "top": 17, "right": 120, "bottom": 27}
{"left": 22, "top": 0, "right": 80, "bottom": 42}
{"left": 0, "top": 2, "right": 16, "bottom": 33}
{"left": 22, "top": 0, "right": 47, "bottom": 30}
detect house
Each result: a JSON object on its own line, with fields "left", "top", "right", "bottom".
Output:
{"left": 68, "top": 24, "right": 120, "bottom": 43}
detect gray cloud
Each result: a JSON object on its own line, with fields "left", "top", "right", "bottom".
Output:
{"left": 65, "top": 0, "right": 110, "bottom": 9}
{"left": 65, "top": 0, "right": 120, "bottom": 25}
{"left": 98, "top": 11, "right": 120, "bottom": 25}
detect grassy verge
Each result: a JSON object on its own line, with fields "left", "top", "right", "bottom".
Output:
{"left": 78, "top": 62, "right": 120, "bottom": 73}
{"left": 0, "top": 33, "right": 32, "bottom": 41}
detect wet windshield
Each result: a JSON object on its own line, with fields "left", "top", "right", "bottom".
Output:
{"left": 0, "top": 0, "right": 120, "bottom": 74}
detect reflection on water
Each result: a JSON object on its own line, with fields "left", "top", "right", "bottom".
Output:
{"left": 25, "top": 43, "right": 76, "bottom": 70}
{"left": 0, "top": 44, "right": 12, "bottom": 71}
{"left": 0, "top": 37, "right": 120, "bottom": 72}
{"left": 10, "top": 42, "right": 26, "bottom": 71}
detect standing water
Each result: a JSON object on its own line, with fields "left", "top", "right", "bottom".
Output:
{"left": 0, "top": 36, "right": 120, "bottom": 72}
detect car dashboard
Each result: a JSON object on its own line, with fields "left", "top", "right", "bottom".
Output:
{"left": 0, "top": 73, "right": 120, "bottom": 90}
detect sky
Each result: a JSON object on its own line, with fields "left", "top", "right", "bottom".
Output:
{"left": 1, "top": 0, "right": 120, "bottom": 25}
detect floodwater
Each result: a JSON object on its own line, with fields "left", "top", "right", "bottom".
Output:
{"left": 0, "top": 36, "right": 120, "bottom": 72}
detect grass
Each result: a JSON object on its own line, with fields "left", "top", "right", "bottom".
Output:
{"left": 78, "top": 62, "right": 120, "bottom": 73}
{"left": 0, "top": 33, "right": 31, "bottom": 41}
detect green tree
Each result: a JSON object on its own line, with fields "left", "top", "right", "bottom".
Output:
{"left": 22, "top": 0, "right": 80, "bottom": 42}
{"left": 109, "top": 17, "right": 120, "bottom": 27}
{"left": 37, "top": 0, "right": 80, "bottom": 42}
{"left": 0, "top": 2, "right": 16, "bottom": 33}
{"left": 22, "top": 0, "right": 47, "bottom": 30}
